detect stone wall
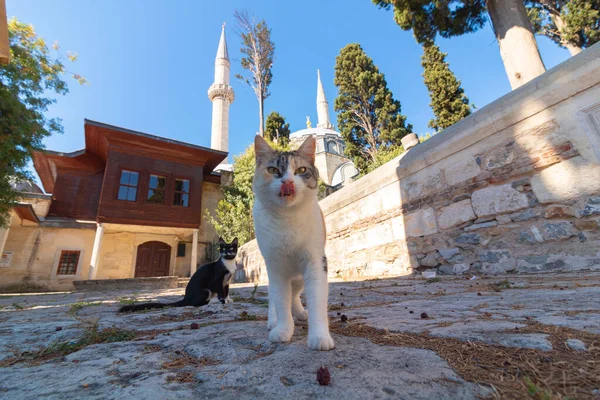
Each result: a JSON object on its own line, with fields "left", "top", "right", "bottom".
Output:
{"left": 1, "top": 213, "right": 96, "bottom": 291}
{"left": 237, "top": 43, "right": 600, "bottom": 283}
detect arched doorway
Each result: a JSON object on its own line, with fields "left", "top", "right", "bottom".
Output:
{"left": 135, "top": 241, "right": 171, "bottom": 277}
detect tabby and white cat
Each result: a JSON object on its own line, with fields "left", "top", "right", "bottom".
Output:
{"left": 252, "top": 135, "right": 334, "bottom": 351}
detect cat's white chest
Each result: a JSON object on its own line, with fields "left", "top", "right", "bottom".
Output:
{"left": 253, "top": 200, "right": 324, "bottom": 272}
{"left": 221, "top": 258, "right": 237, "bottom": 275}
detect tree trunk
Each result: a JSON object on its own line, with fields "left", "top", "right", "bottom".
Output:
{"left": 551, "top": 13, "right": 583, "bottom": 56}
{"left": 486, "top": 0, "right": 546, "bottom": 89}
{"left": 258, "top": 96, "right": 264, "bottom": 136}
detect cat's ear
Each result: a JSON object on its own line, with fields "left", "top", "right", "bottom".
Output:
{"left": 254, "top": 134, "right": 275, "bottom": 164}
{"left": 297, "top": 135, "right": 316, "bottom": 164}
{"left": 218, "top": 237, "right": 225, "bottom": 245}
{"left": 232, "top": 237, "right": 238, "bottom": 246}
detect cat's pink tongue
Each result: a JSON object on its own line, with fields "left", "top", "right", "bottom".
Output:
{"left": 280, "top": 182, "right": 295, "bottom": 196}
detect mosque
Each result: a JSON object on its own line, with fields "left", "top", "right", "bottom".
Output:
{"left": 207, "top": 27, "right": 358, "bottom": 189}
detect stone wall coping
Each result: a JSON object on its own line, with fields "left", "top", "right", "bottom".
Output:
{"left": 399, "top": 42, "right": 600, "bottom": 179}
{"left": 319, "top": 42, "right": 600, "bottom": 218}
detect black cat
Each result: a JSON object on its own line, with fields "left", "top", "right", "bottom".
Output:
{"left": 118, "top": 237, "right": 238, "bottom": 313}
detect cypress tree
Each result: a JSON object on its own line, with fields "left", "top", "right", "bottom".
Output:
{"left": 421, "top": 42, "right": 472, "bottom": 132}
{"left": 264, "top": 111, "right": 291, "bottom": 146}
{"left": 334, "top": 43, "right": 412, "bottom": 172}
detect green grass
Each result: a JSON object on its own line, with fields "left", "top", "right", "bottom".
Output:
{"left": 12, "top": 302, "right": 24, "bottom": 310}
{"left": 490, "top": 280, "right": 512, "bottom": 292}
{"left": 425, "top": 278, "right": 441, "bottom": 284}
{"left": 251, "top": 283, "right": 259, "bottom": 299}
{"left": 524, "top": 377, "right": 553, "bottom": 400}
{"left": 236, "top": 311, "right": 258, "bottom": 321}
{"left": 68, "top": 301, "right": 102, "bottom": 316}
{"left": 1, "top": 323, "right": 137, "bottom": 366}
{"left": 118, "top": 296, "right": 138, "bottom": 306}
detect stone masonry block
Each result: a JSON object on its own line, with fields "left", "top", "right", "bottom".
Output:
{"left": 437, "top": 199, "right": 476, "bottom": 230}
{"left": 531, "top": 156, "right": 600, "bottom": 203}
{"left": 405, "top": 208, "right": 438, "bottom": 238}
{"left": 445, "top": 158, "right": 481, "bottom": 186}
{"left": 471, "top": 184, "right": 529, "bottom": 218}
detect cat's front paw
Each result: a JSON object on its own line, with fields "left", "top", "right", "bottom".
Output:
{"left": 224, "top": 296, "right": 234, "bottom": 304}
{"left": 293, "top": 309, "right": 308, "bottom": 321}
{"left": 269, "top": 326, "right": 293, "bottom": 343}
{"left": 308, "top": 333, "right": 335, "bottom": 351}
{"left": 267, "top": 318, "right": 277, "bottom": 330}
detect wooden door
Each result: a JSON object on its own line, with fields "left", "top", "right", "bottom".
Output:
{"left": 135, "top": 241, "right": 171, "bottom": 277}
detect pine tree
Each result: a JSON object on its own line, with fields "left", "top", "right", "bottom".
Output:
{"left": 527, "top": 0, "right": 599, "bottom": 55}
{"left": 421, "top": 42, "right": 472, "bottom": 132}
{"left": 334, "top": 43, "right": 412, "bottom": 172}
{"left": 264, "top": 111, "right": 291, "bottom": 146}
{"left": 373, "top": 0, "right": 546, "bottom": 90}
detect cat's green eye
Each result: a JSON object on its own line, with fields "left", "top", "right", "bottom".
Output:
{"left": 295, "top": 167, "right": 307, "bottom": 175}
{"left": 267, "top": 166, "right": 280, "bottom": 175}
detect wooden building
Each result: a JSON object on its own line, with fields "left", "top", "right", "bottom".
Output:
{"left": 0, "top": 120, "right": 227, "bottom": 290}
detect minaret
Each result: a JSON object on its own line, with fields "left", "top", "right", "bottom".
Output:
{"left": 316, "top": 69, "right": 334, "bottom": 130}
{"left": 208, "top": 24, "right": 235, "bottom": 163}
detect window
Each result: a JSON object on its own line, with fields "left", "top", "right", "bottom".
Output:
{"left": 57, "top": 250, "right": 80, "bottom": 275}
{"left": 147, "top": 174, "right": 166, "bottom": 204}
{"left": 173, "top": 178, "right": 190, "bottom": 207}
{"left": 327, "top": 141, "right": 339, "bottom": 154}
{"left": 177, "top": 243, "right": 186, "bottom": 257}
{"left": 118, "top": 170, "right": 139, "bottom": 201}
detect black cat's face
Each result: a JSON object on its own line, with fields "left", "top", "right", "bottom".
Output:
{"left": 218, "top": 237, "right": 238, "bottom": 260}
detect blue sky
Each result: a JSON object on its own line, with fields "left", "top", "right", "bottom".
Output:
{"left": 8, "top": 0, "right": 571, "bottom": 180}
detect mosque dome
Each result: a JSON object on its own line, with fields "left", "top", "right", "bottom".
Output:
{"left": 289, "top": 126, "right": 340, "bottom": 139}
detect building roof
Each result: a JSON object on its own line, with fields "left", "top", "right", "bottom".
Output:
{"left": 32, "top": 119, "right": 228, "bottom": 193}
{"left": 13, "top": 203, "right": 40, "bottom": 224}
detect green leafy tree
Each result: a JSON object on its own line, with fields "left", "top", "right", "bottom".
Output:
{"left": 527, "top": 0, "right": 600, "bottom": 55}
{"left": 362, "top": 145, "right": 406, "bottom": 176}
{"left": 0, "top": 18, "right": 86, "bottom": 227}
{"left": 317, "top": 178, "right": 330, "bottom": 200}
{"left": 334, "top": 43, "right": 412, "bottom": 172}
{"left": 421, "top": 42, "right": 472, "bottom": 132}
{"left": 204, "top": 139, "right": 288, "bottom": 246}
{"left": 234, "top": 10, "right": 275, "bottom": 136}
{"left": 264, "top": 111, "right": 291, "bottom": 146}
{"left": 373, "top": 0, "right": 546, "bottom": 90}
{"left": 419, "top": 132, "right": 434, "bottom": 143}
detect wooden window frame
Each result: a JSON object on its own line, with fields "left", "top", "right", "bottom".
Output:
{"left": 147, "top": 173, "right": 167, "bottom": 205}
{"left": 117, "top": 169, "right": 140, "bottom": 202}
{"left": 52, "top": 248, "right": 84, "bottom": 277}
{"left": 173, "top": 177, "right": 191, "bottom": 207}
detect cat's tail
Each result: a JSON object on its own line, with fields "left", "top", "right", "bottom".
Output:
{"left": 118, "top": 299, "right": 186, "bottom": 313}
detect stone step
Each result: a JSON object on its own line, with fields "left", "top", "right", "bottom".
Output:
{"left": 177, "top": 278, "right": 190, "bottom": 288}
